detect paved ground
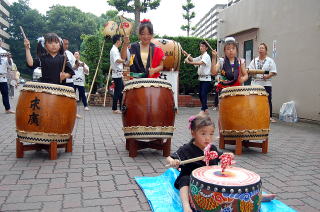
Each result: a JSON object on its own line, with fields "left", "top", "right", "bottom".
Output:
{"left": 0, "top": 89, "right": 320, "bottom": 212}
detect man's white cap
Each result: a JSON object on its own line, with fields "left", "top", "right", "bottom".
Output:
{"left": 224, "top": 37, "right": 236, "bottom": 43}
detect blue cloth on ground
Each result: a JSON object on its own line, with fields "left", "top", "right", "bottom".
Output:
{"left": 135, "top": 168, "right": 297, "bottom": 212}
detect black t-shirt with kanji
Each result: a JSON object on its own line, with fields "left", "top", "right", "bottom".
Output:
{"left": 171, "top": 139, "right": 223, "bottom": 190}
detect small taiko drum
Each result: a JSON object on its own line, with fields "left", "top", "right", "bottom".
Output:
{"left": 16, "top": 82, "right": 77, "bottom": 144}
{"left": 122, "top": 78, "right": 175, "bottom": 139}
{"left": 119, "top": 21, "right": 133, "bottom": 36}
{"left": 151, "top": 38, "right": 182, "bottom": 71}
{"left": 103, "top": 21, "right": 118, "bottom": 37}
{"left": 219, "top": 86, "right": 270, "bottom": 140}
{"left": 190, "top": 166, "right": 262, "bottom": 212}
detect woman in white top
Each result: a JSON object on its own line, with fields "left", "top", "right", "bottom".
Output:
{"left": 72, "top": 51, "right": 89, "bottom": 111}
{"left": 182, "top": 41, "right": 212, "bottom": 115}
{"left": 249, "top": 43, "right": 277, "bottom": 122}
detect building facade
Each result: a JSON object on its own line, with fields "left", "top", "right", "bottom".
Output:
{"left": 192, "top": 4, "right": 225, "bottom": 39}
{"left": 217, "top": 0, "right": 320, "bottom": 121}
{"left": 0, "top": 0, "right": 10, "bottom": 50}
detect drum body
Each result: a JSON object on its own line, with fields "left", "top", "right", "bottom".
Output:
{"left": 103, "top": 21, "right": 118, "bottom": 37}
{"left": 122, "top": 78, "right": 175, "bottom": 139}
{"left": 219, "top": 86, "right": 270, "bottom": 140}
{"left": 190, "top": 166, "right": 262, "bottom": 212}
{"left": 151, "top": 39, "right": 182, "bottom": 71}
{"left": 16, "top": 82, "right": 77, "bottom": 144}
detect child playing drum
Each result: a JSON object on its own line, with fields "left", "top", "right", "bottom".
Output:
{"left": 211, "top": 37, "right": 248, "bottom": 106}
{"left": 24, "top": 33, "right": 74, "bottom": 85}
{"left": 166, "top": 115, "right": 275, "bottom": 212}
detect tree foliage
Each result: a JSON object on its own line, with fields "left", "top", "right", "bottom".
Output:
{"left": 107, "top": 0, "right": 161, "bottom": 33}
{"left": 181, "top": 0, "right": 195, "bottom": 37}
{"left": 46, "top": 5, "right": 98, "bottom": 51}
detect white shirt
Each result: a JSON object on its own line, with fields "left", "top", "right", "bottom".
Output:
{"left": 73, "top": 61, "right": 89, "bottom": 86}
{"left": 65, "top": 50, "right": 76, "bottom": 83}
{"left": 0, "top": 47, "right": 10, "bottom": 83}
{"left": 110, "top": 45, "right": 123, "bottom": 78}
{"left": 249, "top": 56, "right": 277, "bottom": 87}
{"left": 193, "top": 52, "right": 211, "bottom": 81}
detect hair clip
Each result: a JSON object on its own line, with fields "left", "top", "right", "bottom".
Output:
{"left": 140, "top": 19, "right": 150, "bottom": 23}
{"left": 188, "top": 115, "right": 197, "bottom": 129}
{"left": 37, "top": 37, "right": 45, "bottom": 47}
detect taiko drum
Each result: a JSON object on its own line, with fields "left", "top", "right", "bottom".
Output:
{"left": 219, "top": 86, "right": 270, "bottom": 140}
{"left": 151, "top": 38, "right": 182, "bottom": 71}
{"left": 16, "top": 82, "right": 77, "bottom": 144}
{"left": 190, "top": 166, "right": 262, "bottom": 212}
{"left": 122, "top": 78, "right": 175, "bottom": 139}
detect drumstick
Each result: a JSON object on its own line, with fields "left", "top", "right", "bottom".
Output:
{"left": 60, "top": 53, "right": 67, "bottom": 83}
{"left": 247, "top": 69, "right": 269, "bottom": 75}
{"left": 19, "top": 26, "right": 27, "bottom": 40}
{"left": 165, "top": 156, "right": 204, "bottom": 167}
{"left": 20, "top": 26, "right": 30, "bottom": 49}
{"left": 203, "top": 38, "right": 214, "bottom": 52}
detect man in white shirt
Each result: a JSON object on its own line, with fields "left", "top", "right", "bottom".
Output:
{"left": 63, "top": 39, "right": 76, "bottom": 87}
{"left": 183, "top": 41, "right": 212, "bottom": 115}
{"left": 0, "top": 39, "right": 15, "bottom": 114}
{"left": 110, "top": 35, "right": 126, "bottom": 114}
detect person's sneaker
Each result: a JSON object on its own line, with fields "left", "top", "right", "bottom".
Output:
{"left": 113, "top": 110, "right": 122, "bottom": 114}
{"left": 270, "top": 117, "right": 277, "bottom": 123}
{"left": 84, "top": 107, "right": 90, "bottom": 111}
{"left": 212, "top": 107, "right": 218, "bottom": 111}
{"left": 5, "top": 110, "right": 15, "bottom": 114}
{"left": 76, "top": 114, "right": 82, "bottom": 118}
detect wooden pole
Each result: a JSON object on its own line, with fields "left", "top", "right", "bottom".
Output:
{"left": 103, "top": 66, "right": 112, "bottom": 107}
{"left": 87, "top": 39, "right": 106, "bottom": 104}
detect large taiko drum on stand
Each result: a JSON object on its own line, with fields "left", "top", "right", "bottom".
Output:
{"left": 190, "top": 166, "right": 262, "bottom": 212}
{"left": 122, "top": 78, "right": 175, "bottom": 139}
{"left": 151, "top": 38, "right": 182, "bottom": 71}
{"left": 16, "top": 82, "right": 77, "bottom": 144}
{"left": 219, "top": 86, "right": 270, "bottom": 140}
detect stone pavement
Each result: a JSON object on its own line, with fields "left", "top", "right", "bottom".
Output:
{"left": 1, "top": 91, "right": 320, "bottom": 212}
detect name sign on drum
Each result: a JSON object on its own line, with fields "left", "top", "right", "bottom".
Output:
{"left": 28, "top": 97, "right": 41, "bottom": 126}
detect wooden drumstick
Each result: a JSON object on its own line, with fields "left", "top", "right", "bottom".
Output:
{"left": 203, "top": 38, "right": 214, "bottom": 52}
{"left": 165, "top": 156, "right": 204, "bottom": 167}
{"left": 60, "top": 53, "right": 67, "bottom": 83}
{"left": 20, "top": 26, "right": 30, "bottom": 49}
{"left": 247, "top": 69, "right": 269, "bottom": 75}
{"left": 19, "top": 26, "right": 27, "bottom": 40}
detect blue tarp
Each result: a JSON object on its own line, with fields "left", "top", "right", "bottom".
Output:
{"left": 135, "top": 168, "right": 297, "bottom": 212}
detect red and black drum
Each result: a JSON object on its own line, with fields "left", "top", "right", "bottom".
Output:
{"left": 190, "top": 166, "right": 262, "bottom": 212}
{"left": 122, "top": 78, "right": 175, "bottom": 139}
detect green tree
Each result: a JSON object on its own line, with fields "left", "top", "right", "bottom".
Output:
{"left": 7, "top": 0, "right": 47, "bottom": 77}
{"left": 46, "top": 5, "right": 98, "bottom": 51}
{"left": 107, "top": 0, "right": 161, "bottom": 34}
{"left": 181, "top": 0, "right": 195, "bottom": 37}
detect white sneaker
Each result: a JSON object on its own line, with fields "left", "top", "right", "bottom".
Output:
{"left": 84, "top": 107, "right": 90, "bottom": 111}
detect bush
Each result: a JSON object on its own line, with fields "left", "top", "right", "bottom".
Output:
{"left": 81, "top": 33, "right": 216, "bottom": 94}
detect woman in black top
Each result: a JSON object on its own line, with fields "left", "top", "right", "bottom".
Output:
{"left": 24, "top": 33, "right": 74, "bottom": 85}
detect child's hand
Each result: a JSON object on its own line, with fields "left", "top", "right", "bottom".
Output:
{"left": 167, "top": 157, "right": 180, "bottom": 169}
{"left": 24, "top": 39, "right": 30, "bottom": 49}
{"left": 60, "top": 72, "right": 70, "bottom": 81}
